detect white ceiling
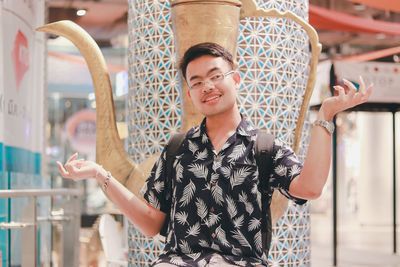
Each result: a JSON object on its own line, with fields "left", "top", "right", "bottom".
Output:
{"left": 46, "top": 0, "right": 400, "bottom": 57}
{"left": 47, "top": 0, "right": 128, "bottom": 46}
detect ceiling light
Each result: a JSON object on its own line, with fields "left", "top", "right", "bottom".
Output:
{"left": 353, "top": 4, "right": 366, "bottom": 11}
{"left": 76, "top": 9, "right": 87, "bottom": 16}
{"left": 375, "top": 33, "right": 386, "bottom": 40}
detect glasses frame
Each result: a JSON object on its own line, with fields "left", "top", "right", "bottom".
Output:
{"left": 188, "top": 70, "right": 235, "bottom": 90}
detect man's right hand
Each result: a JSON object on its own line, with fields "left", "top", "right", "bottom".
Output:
{"left": 57, "top": 153, "right": 102, "bottom": 181}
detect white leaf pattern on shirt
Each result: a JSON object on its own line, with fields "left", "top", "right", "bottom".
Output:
{"left": 205, "top": 213, "right": 221, "bottom": 227}
{"left": 274, "top": 148, "right": 284, "bottom": 161}
{"left": 186, "top": 222, "right": 200, "bottom": 237}
{"left": 289, "top": 164, "right": 301, "bottom": 177}
{"left": 188, "top": 163, "right": 208, "bottom": 179}
{"left": 179, "top": 240, "right": 193, "bottom": 254}
{"left": 175, "top": 211, "right": 189, "bottom": 225}
{"left": 198, "top": 239, "right": 210, "bottom": 248}
{"left": 179, "top": 180, "right": 196, "bottom": 207}
{"left": 233, "top": 214, "right": 244, "bottom": 229}
{"left": 195, "top": 198, "right": 208, "bottom": 220}
{"left": 226, "top": 196, "right": 238, "bottom": 218}
{"left": 201, "top": 133, "right": 208, "bottom": 144}
{"left": 231, "top": 229, "right": 251, "bottom": 248}
{"left": 154, "top": 181, "right": 164, "bottom": 193}
{"left": 228, "top": 143, "right": 246, "bottom": 162}
{"left": 188, "top": 140, "right": 199, "bottom": 154}
{"left": 232, "top": 247, "right": 242, "bottom": 256}
{"left": 195, "top": 149, "right": 208, "bottom": 161}
{"left": 211, "top": 184, "right": 224, "bottom": 205}
{"left": 215, "top": 225, "right": 230, "bottom": 247}
{"left": 187, "top": 253, "right": 201, "bottom": 261}
{"left": 231, "top": 167, "right": 252, "bottom": 188}
{"left": 154, "top": 159, "right": 163, "bottom": 180}
{"left": 175, "top": 161, "right": 184, "bottom": 183}
{"left": 274, "top": 164, "right": 287, "bottom": 177}
{"left": 148, "top": 191, "right": 160, "bottom": 210}
{"left": 220, "top": 166, "right": 232, "bottom": 177}
{"left": 170, "top": 256, "right": 187, "bottom": 266}
{"left": 248, "top": 217, "right": 261, "bottom": 232}
{"left": 254, "top": 231, "right": 262, "bottom": 252}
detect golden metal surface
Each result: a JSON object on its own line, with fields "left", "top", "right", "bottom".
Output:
{"left": 240, "top": 0, "right": 322, "bottom": 154}
{"left": 36, "top": 21, "right": 146, "bottom": 195}
{"left": 171, "top": 0, "right": 241, "bottom": 130}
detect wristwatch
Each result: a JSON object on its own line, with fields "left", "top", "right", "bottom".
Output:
{"left": 313, "top": 120, "right": 335, "bottom": 134}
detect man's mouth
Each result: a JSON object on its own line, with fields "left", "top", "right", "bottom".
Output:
{"left": 202, "top": 94, "right": 221, "bottom": 103}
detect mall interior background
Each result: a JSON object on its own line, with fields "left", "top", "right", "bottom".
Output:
{"left": 0, "top": 0, "right": 400, "bottom": 266}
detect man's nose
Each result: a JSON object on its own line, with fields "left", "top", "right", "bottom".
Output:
{"left": 201, "top": 79, "right": 215, "bottom": 92}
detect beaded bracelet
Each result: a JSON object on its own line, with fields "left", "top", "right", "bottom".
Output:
{"left": 102, "top": 171, "right": 111, "bottom": 192}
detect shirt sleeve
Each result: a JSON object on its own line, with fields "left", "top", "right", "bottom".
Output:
{"left": 139, "top": 146, "right": 170, "bottom": 213}
{"left": 269, "top": 138, "right": 307, "bottom": 205}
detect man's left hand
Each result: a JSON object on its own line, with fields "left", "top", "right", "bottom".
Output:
{"left": 320, "top": 76, "right": 373, "bottom": 120}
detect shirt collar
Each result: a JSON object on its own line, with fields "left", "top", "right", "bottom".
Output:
{"left": 186, "top": 114, "right": 257, "bottom": 139}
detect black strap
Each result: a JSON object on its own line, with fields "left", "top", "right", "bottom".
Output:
{"left": 254, "top": 131, "right": 274, "bottom": 254}
{"left": 160, "top": 132, "right": 186, "bottom": 237}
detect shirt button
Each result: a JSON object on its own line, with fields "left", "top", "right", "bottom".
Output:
{"left": 210, "top": 207, "right": 215, "bottom": 213}
{"left": 211, "top": 233, "right": 216, "bottom": 238}
{"left": 215, "top": 157, "right": 219, "bottom": 162}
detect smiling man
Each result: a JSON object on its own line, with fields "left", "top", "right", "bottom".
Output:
{"left": 58, "top": 42, "right": 372, "bottom": 267}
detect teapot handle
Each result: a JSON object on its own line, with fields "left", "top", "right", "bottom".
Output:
{"left": 241, "top": 0, "right": 322, "bottom": 154}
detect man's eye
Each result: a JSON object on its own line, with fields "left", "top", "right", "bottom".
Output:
{"left": 211, "top": 74, "right": 223, "bottom": 81}
{"left": 191, "top": 81, "right": 203, "bottom": 88}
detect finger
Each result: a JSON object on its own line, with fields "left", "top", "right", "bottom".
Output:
{"left": 342, "top": 79, "right": 357, "bottom": 96}
{"left": 333, "top": 85, "right": 345, "bottom": 96}
{"left": 358, "top": 76, "right": 366, "bottom": 94}
{"left": 57, "top": 161, "right": 71, "bottom": 178}
{"left": 64, "top": 163, "right": 77, "bottom": 176}
{"left": 362, "top": 83, "right": 373, "bottom": 101}
{"left": 66, "top": 153, "right": 78, "bottom": 164}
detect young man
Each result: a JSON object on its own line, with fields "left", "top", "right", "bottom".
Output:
{"left": 58, "top": 42, "right": 372, "bottom": 266}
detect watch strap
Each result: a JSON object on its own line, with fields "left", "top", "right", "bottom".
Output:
{"left": 313, "top": 120, "right": 334, "bottom": 134}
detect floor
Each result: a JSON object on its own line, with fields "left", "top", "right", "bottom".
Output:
{"left": 310, "top": 213, "right": 400, "bottom": 267}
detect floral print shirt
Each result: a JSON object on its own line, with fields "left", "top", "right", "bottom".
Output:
{"left": 140, "top": 116, "right": 307, "bottom": 266}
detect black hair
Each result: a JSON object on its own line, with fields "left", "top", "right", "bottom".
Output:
{"left": 179, "top": 42, "right": 234, "bottom": 80}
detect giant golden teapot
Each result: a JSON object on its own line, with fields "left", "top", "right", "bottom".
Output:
{"left": 37, "top": 0, "right": 321, "bottom": 224}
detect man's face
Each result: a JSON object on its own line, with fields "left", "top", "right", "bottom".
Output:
{"left": 186, "top": 55, "right": 240, "bottom": 118}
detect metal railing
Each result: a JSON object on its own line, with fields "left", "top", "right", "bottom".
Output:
{"left": 0, "top": 188, "right": 82, "bottom": 267}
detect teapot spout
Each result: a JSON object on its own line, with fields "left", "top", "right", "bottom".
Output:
{"left": 37, "top": 20, "right": 138, "bottom": 186}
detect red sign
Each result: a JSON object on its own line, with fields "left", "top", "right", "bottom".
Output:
{"left": 12, "top": 30, "right": 30, "bottom": 91}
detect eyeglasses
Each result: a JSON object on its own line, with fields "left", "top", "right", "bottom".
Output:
{"left": 188, "top": 70, "right": 235, "bottom": 90}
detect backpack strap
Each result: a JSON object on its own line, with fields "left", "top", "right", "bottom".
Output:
{"left": 254, "top": 131, "right": 274, "bottom": 254}
{"left": 160, "top": 132, "right": 186, "bottom": 237}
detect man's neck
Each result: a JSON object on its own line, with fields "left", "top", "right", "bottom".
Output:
{"left": 205, "top": 109, "right": 241, "bottom": 153}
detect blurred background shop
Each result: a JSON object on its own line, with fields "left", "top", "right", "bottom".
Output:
{"left": 0, "top": 0, "right": 399, "bottom": 266}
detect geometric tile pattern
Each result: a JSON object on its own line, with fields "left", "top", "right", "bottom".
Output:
{"left": 127, "top": 0, "right": 311, "bottom": 266}
{"left": 127, "top": 0, "right": 181, "bottom": 163}
{"left": 237, "top": 0, "right": 311, "bottom": 265}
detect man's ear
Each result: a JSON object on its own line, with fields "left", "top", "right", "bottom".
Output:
{"left": 233, "top": 71, "right": 241, "bottom": 85}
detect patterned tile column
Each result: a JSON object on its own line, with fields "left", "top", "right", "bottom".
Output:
{"left": 127, "top": 0, "right": 312, "bottom": 266}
